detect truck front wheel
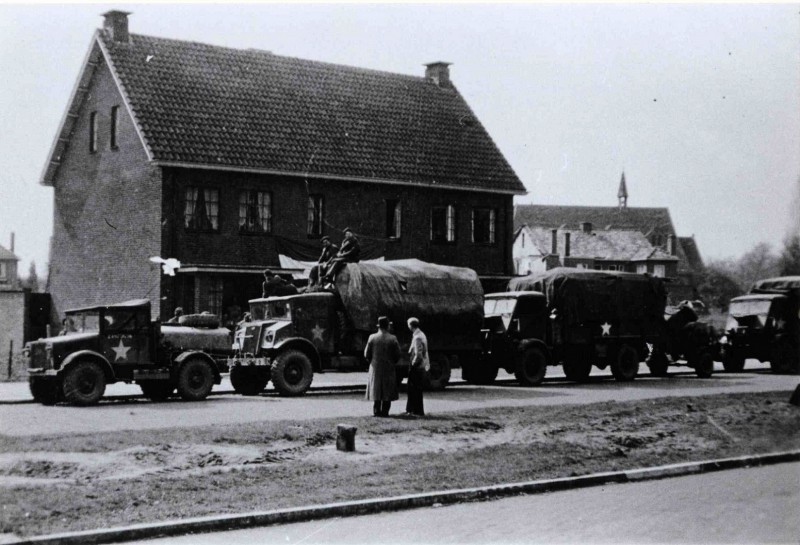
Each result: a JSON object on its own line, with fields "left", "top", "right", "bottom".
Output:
{"left": 693, "top": 349, "right": 715, "bottom": 378}
{"left": 611, "top": 344, "right": 639, "bottom": 382}
{"left": 62, "top": 360, "right": 106, "bottom": 406}
{"left": 231, "top": 366, "right": 270, "bottom": 396}
{"left": 30, "top": 377, "right": 61, "bottom": 406}
{"left": 271, "top": 350, "right": 314, "bottom": 396}
{"left": 515, "top": 347, "right": 547, "bottom": 386}
{"left": 139, "top": 381, "right": 175, "bottom": 402}
{"left": 176, "top": 358, "right": 215, "bottom": 401}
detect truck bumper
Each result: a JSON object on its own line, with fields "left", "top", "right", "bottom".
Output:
{"left": 27, "top": 368, "right": 58, "bottom": 377}
{"left": 228, "top": 356, "right": 272, "bottom": 368}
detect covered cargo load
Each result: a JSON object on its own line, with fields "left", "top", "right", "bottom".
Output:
{"left": 508, "top": 267, "right": 668, "bottom": 338}
{"left": 335, "top": 259, "right": 484, "bottom": 351}
{"left": 751, "top": 276, "right": 800, "bottom": 294}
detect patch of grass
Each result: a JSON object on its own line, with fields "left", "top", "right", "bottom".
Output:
{"left": 1, "top": 391, "right": 799, "bottom": 537}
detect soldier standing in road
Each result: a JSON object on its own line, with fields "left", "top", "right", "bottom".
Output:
{"left": 405, "top": 317, "right": 429, "bottom": 417}
{"left": 364, "top": 316, "right": 400, "bottom": 417}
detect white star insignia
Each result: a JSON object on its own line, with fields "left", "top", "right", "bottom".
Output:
{"left": 112, "top": 340, "right": 131, "bottom": 362}
{"left": 311, "top": 323, "right": 325, "bottom": 342}
{"left": 601, "top": 322, "right": 612, "bottom": 336}
{"left": 774, "top": 319, "right": 786, "bottom": 330}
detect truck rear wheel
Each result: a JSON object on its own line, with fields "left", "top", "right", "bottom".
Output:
{"left": 425, "top": 353, "right": 451, "bottom": 391}
{"left": 176, "top": 358, "right": 215, "bottom": 401}
{"left": 693, "top": 349, "right": 715, "bottom": 378}
{"left": 515, "top": 346, "right": 547, "bottom": 386}
{"left": 271, "top": 349, "right": 314, "bottom": 396}
{"left": 611, "top": 344, "right": 639, "bottom": 382}
{"left": 30, "top": 377, "right": 61, "bottom": 406}
{"left": 230, "top": 366, "right": 270, "bottom": 396}
{"left": 770, "top": 340, "right": 799, "bottom": 374}
{"left": 139, "top": 381, "right": 175, "bottom": 401}
{"left": 62, "top": 360, "right": 106, "bottom": 406}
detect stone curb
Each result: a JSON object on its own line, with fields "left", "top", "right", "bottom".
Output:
{"left": 9, "top": 449, "right": 800, "bottom": 545}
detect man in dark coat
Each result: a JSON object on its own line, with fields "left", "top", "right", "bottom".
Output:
{"left": 364, "top": 316, "right": 400, "bottom": 417}
{"left": 308, "top": 236, "right": 339, "bottom": 287}
{"left": 322, "top": 228, "right": 361, "bottom": 283}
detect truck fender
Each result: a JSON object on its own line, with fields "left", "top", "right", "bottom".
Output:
{"left": 517, "top": 339, "right": 552, "bottom": 365}
{"left": 173, "top": 351, "right": 222, "bottom": 383}
{"left": 273, "top": 338, "right": 322, "bottom": 371}
{"left": 60, "top": 350, "right": 115, "bottom": 382}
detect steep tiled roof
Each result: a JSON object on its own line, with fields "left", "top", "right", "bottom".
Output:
{"left": 517, "top": 225, "right": 677, "bottom": 262}
{"left": 514, "top": 204, "right": 673, "bottom": 234}
{"left": 97, "top": 33, "right": 524, "bottom": 194}
{"left": 0, "top": 244, "right": 19, "bottom": 261}
{"left": 678, "top": 236, "right": 704, "bottom": 271}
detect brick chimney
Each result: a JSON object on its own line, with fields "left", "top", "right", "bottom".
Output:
{"left": 564, "top": 232, "right": 571, "bottom": 258}
{"left": 551, "top": 229, "right": 558, "bottom": 255}
{"left": 424, "top": 62, "right": 452, "bottom": 88}
{"left": 102, "top": 10, "right": 131, "bottom": 43}
{"left": 10, "top": 232, "right": 14, "bottom": 253}
{"left": 581, "top": 222, "right": 592, "bottom": 234}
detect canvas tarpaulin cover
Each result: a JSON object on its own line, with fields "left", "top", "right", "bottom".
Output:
{"left": 751, "top": 276, "right": 800, "bottom": 294}
{"left": 508, "top": 268, "right": 667, "bottom": 334}
{"left": 335, "top": 259, "right": 484, "bottom": 348}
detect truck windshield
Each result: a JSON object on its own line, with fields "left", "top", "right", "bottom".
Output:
{"left": 250, "top": 301, "right": 292, "bottom": 321}
{"left": 484, "top": 298, "right": 516, "bottom": 317}
{"left": 66, "top": 311, "right": 101, "bottom": 333}
{"left": 728, "top": 299, "right": 771, "bottom": 329}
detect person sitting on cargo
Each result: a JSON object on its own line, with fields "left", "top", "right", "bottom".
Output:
{"left": 322, "top": 227, "right": 361, "bottom": 285}
{"left": 262, "top": 269, "right": 299, "bottom": 298}
{"left": 166, "top": 307, "right": 184, "bottom": 324}
{"left": 308, "top": 235, "right": 339, "bottom": 287}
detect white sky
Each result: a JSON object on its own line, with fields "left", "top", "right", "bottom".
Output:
{"left": 1, "top": 3, "right": 798, "bottom": 275}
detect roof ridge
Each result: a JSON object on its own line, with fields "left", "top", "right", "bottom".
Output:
{"left": 516, "top": 203, "right": 669, "bottom": 212}
{"left": 122, "top": 32, "right": 427, "bottom": 83}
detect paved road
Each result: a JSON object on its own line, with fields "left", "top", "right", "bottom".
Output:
{"left": 129, "top": 462, "right": 800, "bottom": 544}
{"left": 1, "top": 363, "right": 795, "bottom": 437}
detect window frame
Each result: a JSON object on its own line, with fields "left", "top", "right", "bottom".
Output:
{"left": 430, "top": 204, "right": 456, "bottom": 244}
{"left": 653, "top": 264, "right": 666, "bottom": 278}
{"left": 385, "top": 199, "right": 402, "bottom": 240}
{"left": 471, "top": 207, "right": 496, "bottom": 245}
{"left": 89, "top": 111, "right": 98, "bottom": 153}
{"left": 238, "top": 189, "right": 273, "bottom": 234}
{"left": 184, "top": 186, "right": 221, "bottom": 233}
{"left": 307, "top": 194, "right": 324, "bottom": 238}
{"left": 110, "top": 106, "right": 119, "bottom": 150}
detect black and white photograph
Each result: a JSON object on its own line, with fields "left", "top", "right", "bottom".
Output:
{"left": 0, "top": 3, "right": 798, "bottom": 543}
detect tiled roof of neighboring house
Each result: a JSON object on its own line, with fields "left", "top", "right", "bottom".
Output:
{"left": 514, "top": 204, "right": 700, "bottom": 273}
{"left": 678, "top": 236, "right": 704, "bottom": 271}
{"left": 517, "top": 225, "right": 677, "bottom": 263}
{"left": 0, "top": 244, "right": 20, "bottom": 261}
{"left": 64, "top": 31, "right": 524, "bottom": 194}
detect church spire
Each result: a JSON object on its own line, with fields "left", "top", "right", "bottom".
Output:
{"left": 617, "top": 172, "right": 628, "bottom": 208}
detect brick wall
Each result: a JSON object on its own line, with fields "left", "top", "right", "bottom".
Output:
{"left": 164, "top": 168, "right": 513, "bottom": 276}
{"left": 48, "top": 57, "right": 163, "bottom": 321}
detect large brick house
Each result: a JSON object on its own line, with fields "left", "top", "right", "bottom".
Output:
{"left": 43, "top": 11, "right": 525, "bottom": 323}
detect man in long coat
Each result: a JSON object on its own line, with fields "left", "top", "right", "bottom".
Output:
{"left": 364, "top": 316, "right": 400, "bottom": 417}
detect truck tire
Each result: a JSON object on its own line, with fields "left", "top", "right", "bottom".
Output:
{"left": 770, "top": 340, "right": 799, "bottom": 374}
{"left": 425, "top": 353, "right": 451, "bottom": 391}
{"left": 515, "top": 346, "right": 547, "bottom": 386}
{"left": 176, "top": 358, "right": 215, "bottom": 401}
{"left": 30, "top": 377, "right": 61, "bottom": 406}
{"left": 62, "top": 360, "right": 106, "bottom": 406}
{"left": 693, "top": 349, "right": 715, "bottom": 378}
{"left": 645, "top": 347, "right": 669, "bottom": 377}
{"left": 562, "top": 360, "right": 592, "bottom": 382}
{"left": 722, "top": 352, "right": 746, "bottom": 373}
{"left": 178, "top": 314, "right": 220, "bottom": 328}
{"left": 230, "top": 366, "right": 270, "bottom": 396}
{"left": 139, "top": 381, "right": 175, "bottom": 402}
{"left": 271, "top": 349, "right": 314, "bottom": 396}
{"left": 611, "top": 344, "right": 639, "bottom": 382}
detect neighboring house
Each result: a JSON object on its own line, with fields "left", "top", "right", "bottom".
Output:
{"left": 513, "top": 224, "right": 678, "bottom": 276}
{"left": 0, "top": 239, "right": 19, "bottom": 291}
{"left": 43, "top": 11, "right": 525, "bottom": 323}
{"left": 514, "top": 174, "right": 704, "bottom": 301}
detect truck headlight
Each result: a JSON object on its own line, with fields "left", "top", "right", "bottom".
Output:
{"left": 262, "top": 330, "right": 275, "bottom": 348}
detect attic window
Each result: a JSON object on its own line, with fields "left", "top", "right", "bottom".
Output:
{"left": 110, "top": 106, "right": 119, "bottom": 149}
{"left": 89, "top": 111, "right": 98, "bottom": 153}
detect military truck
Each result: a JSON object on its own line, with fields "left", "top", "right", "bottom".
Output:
{"left": 722, "top": 276, "right": 800, "bottom": 374}
{"left": 464, "top": 268, "right": 718, "bottom": 386}
{"left": 229, "top": 259, "right": 484, "bottom": 396}
{"left": 25, "top": 299, "right": 232, "bottom": 406}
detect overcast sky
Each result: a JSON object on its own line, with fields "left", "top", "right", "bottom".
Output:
{"left": 1, "top": 3, "right": 798, "bottom": 275}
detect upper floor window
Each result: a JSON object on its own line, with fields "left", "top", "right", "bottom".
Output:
{"left": 184, "top": 187, "right": 219, "bottom": 231}
{"left": 386, "top": 199, "right": 402, "bottom": 240}
{"left": 653, "top": 264, "right": 666, "bottom": 278}
{"left": 0, "top": 262, "right": 7, "bottom": 281}
{"left": 110, "top": 106, "right": 119, "bottom": 149}
{"left": 239, "top": 190, "right": 272, "bottom": 233}
{"left": 307, "top": 195, "right": 324, "bottom": 237}
{"left": 636, "top": 263, "right": 647, "bottom": 274}
{"left": 471, "top": 208, "right": 496, "bottom": 244}
{"left": 431, "top": 205, "right": 456, "bottom": 243}
{"left": 89, "top": 111, "right": 98, "bottom": 153}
